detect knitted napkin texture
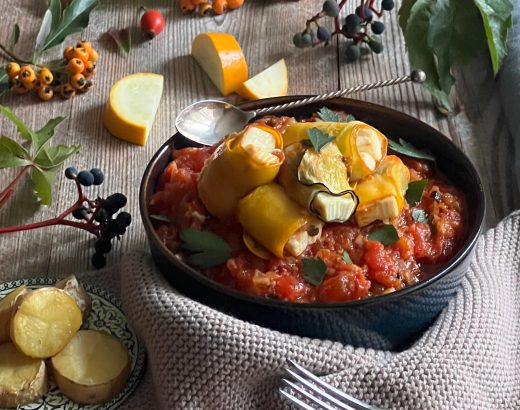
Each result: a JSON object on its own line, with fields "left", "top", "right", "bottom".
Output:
{"left": 114, "top": 210, "right": 520, "bottom": 409}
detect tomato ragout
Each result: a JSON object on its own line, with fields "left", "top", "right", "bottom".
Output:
{"left": 149, "top": 116, "right": 466, "bottom": 303}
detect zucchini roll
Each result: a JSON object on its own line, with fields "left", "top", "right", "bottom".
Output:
{"left": 354, "top": 155, "right": 410, "bottom": 227}
{"left": 197, "top": 125, "right": 284, "bottom": 218}
{"left": 278, "top": 142, "right": 358, "bottom": 223}
{"left": 237, "top": 183, "right": 323, "bottom": 258}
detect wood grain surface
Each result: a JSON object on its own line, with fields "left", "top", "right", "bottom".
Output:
{"left": 0, "top": 0, "right": 518, "bottom": 280}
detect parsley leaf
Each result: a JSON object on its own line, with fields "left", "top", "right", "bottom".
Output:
{"left": 388, "top": 138, "right": 435, "bottom": 161}
{"left": 306, "top": 128, "right": 335, "bottom": 152}
{"left": 367, "top": 224, "right": 400, "bottom": 246}
{"left": 180, "top": 229, "right": 232, "bottom": 269}
{"left": 412, "top": 209, "right": 428, "bottom": 223}
{"left": 346, "top": 114, "right": 355, "bottom": 122}
{"left": 317, "top": 107, "right": 343, "bottom": 122}
{"left": 303, "top": 257, "right": 327, "bottom": 286}
{"left": 342, "top": 251, "right": 353, "bottom": 264}
{"left": 406, "top": 179, "right": 428, "bottom": 206}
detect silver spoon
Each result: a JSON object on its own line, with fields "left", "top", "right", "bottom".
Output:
{"left": 175, "top": 69, "right": 426, "bottom": 146}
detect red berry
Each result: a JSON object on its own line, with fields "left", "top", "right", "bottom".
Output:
{"left": 140, "top": 9, "right": 165, "bottom": 39}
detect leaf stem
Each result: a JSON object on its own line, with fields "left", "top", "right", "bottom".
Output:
{"left": 0, "top": 165, "right": 31, "bottom": 209}
{"left": 0, "top": 43, "right": 43, "bottom": 67}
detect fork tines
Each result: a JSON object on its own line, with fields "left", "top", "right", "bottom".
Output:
{"left": 280, "top": 359, "right": 380, "bottom": 410}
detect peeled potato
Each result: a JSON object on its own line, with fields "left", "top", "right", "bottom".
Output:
{"left": 11, "top": 288, "right": 82, "bottom": 359}
{"left": 51, "top": 330, "right": 131, "bottom": 404}
{"left": 0, "top": 343, "right": 47, "bottom": 408}
{"left": 0, "top": 285, "right": 28, "bottom": 344}
{"left": 55, "top": 275, "right": 92, "bottom": 323}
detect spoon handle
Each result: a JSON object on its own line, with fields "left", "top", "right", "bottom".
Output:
{"left": 253, "top": 69, "right": 426, "bottom": 117}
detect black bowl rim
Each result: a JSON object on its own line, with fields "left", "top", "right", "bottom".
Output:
{"left": 139, "top": 96, "right": 485, "bottom": 310}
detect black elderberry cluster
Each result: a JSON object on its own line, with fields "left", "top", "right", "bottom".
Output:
{"left": 65, "top": 167, "right": 131, "bottom": 269}
{"left": 293, "top": 0, "right": 395, "bottom": 62}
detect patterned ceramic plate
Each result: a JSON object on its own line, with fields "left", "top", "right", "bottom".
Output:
{"left": 0, "top": 277, "right": 146, "bottom": 410}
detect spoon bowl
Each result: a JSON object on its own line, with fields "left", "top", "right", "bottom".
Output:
{"left": 174, "top": 70, "right": 426, "bottom": 146}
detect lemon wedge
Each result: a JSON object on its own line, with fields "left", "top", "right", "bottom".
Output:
{"left": 236, "top": 59, "right": 288, "bottom": 100}
{"left": 191, "top": 33, "right": 248, "bottom": 96}
{"left": 103, "top": 73, "right": 164, "bottom": 146}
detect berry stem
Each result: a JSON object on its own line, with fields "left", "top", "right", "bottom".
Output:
{"left": 0, "top": 43, "right": 41, "bottom": 67}
{"left": 0, "top": 165, "right": 31, "bottom": 209}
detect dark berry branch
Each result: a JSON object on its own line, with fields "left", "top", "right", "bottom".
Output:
{"left": 0, "top": 166, "right": 131, "bottom": 269}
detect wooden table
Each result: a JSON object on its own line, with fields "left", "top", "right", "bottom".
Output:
{"left": 1, "top": 0, "right": 518, "bottom": 280}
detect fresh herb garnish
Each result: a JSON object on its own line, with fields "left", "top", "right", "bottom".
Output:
{"left": 317, "top": 107, "right": 355, "bottom": 123}
{"left": 149, "top": 214, "right": 171, "bottom": 222}
{"left": 317, "top": 107, "right": 343, "bottom": 122}
{"left": 412, "top": 209, "right": 428, "bottom": 223}
{"left": 180, "top": 229, "right": 232, "bottom": 269}
{"left": 303, "top": 257, "right": 327, "bottom": 286}
{"left": 0, "top": 105, "right": 79, "bottom": 205}
{"left": 367, "top": 224, "right": 400, "bottom": 246}
{"left": 405, "top": 179, "right": 429, "bottom": 206}
{"left": 306, "top": 128, "right": 335, "bottom": 152}
{"left": 107, "top": 28, "right": 132, "bottom": 55}
{"left": 342, "top": 251, "right": 352, "bottom": 264}
{"left": 388, "top": 138, "right": 435, "bottom": 162}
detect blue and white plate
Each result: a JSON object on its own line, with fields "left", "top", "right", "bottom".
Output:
{"left": 0, "top": 277, "right": 146, "bottom": 410}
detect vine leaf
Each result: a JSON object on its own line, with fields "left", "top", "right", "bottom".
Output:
{"left": 31, "top": 167, "right": 55, "bottom": 205}
{"left": 35, "top": 144, "right": 81, "bottom": 169}
{"left": 34, "top": 117, "right": 66, "bottom": 155}
{"left": 0, "top": 137, "right": 31, "bottom": 168}
{"left": 38, "top": 0, "right": 99, "bottom": 52}
{"left": 107, "top": 28, "right": 132, "bottom": 55}
{"left": 472, "top": 0, "right": 514, "bottom": 75}
{"left": 0, "top": 105, "right": 37, "bottom": 147}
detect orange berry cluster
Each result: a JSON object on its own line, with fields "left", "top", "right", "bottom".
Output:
{"left": 5, "top": 41, "right": 98, "bottom": 101}
{"left": 181, "top": 0, "right": 244, "bottom": 16}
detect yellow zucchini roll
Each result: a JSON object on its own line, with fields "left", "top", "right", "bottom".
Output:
{"left": 354, "top": 155, "right": 410, "bottom": 227}
{"left": 282, "top": 121, "right": 347, "bottom": 146}
{"left": 335, "top": 121, "right": 388, "bottom": 182}
{"left": 237, "top": 183, "right": 323, "bottom": 258}
{"left": 198, "top": 124, "right": 284, "bottom": 218}
{"left": 278, "top": 142, "right": 358, "bottom": 223}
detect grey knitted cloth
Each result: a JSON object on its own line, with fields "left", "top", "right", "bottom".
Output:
{"left": 86, "top": 210, "right": 520, "bottom": 409}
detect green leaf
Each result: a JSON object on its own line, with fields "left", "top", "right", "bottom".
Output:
{"left": 0, "top": 105, "right": 37, "bottom": 146}
{"left": 39, "top": 0, "right": 99, "bottom": 52}
{"left": 149, "top": 214, "right": 171, "bottom": 222}
{"left": 34, "top": 144, "right": 80, "bottom": 168}
{"left": 0, "top": 136, "right": 31, "bottom": 168}
{"left": 302, "top": 257, "right": 327, "bottom": 286}
{"left": 31, "top": 167, "right": 55, "bottom": 205}
{"left": 367, "top": 224, "right": 400, "bottom": 246}
{"left": 35, "top": 0, "right": 61, "bottom": 52}
{"left": 34, "top": 117, "right": 66, "bottom": 154}
{"left": 8, "top": 24, "right": 20, "bottom": 51}
{"left": 405, "top": 179, "right": 428, "bottom": 206}
{"left": 306, "top": 128, "right": 335, "bottom": 152}
{"left": 107, "top": 28, "right": 132, "bottom": 55}
{"left": 0, "top": 68, "right": 9, "bottom": 98}
{"left": 317, "top": 107, "right": 343, "bottom": 122}
{"left": 342, "top": 251, "right": 352, "bottom": 264}
{"left": 427, "top": 0, "right": 486, "bottom": 94}
{"left": 388, "top": 138, "right": 435, "bottom": 161}
{"left": 412, "top": 209, "right": 428, "bottom": 223}
{"left": 180, "top": 229, "right": 232, "bottom": 269}
{"left": 472, "top": 0, "right": 514, "bottom": 75}
{"left": 399, "top": 0, "right": 417, "bottom": 33}
{"left": 404, "top": 0, "right": 452, "bottom": 110}
{"left": 345, "top": 114, "right": 355, "bottom": 122}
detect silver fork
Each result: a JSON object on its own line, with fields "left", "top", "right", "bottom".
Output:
{"left": 280, "top": 359, "right": 382, "bottom": 410}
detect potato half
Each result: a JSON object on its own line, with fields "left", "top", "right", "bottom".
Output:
{"left": 11, "top": 288, "right": 83, "bottom": 359}
{"left": 0, "top": 285, "right": 28, "bottom": 344}
{"left": 55, "top": 275, "right": 92, "bottom": 323}
{"left": 0, "top": 343, "right": 47, "bottom": 408}
{"left": 51, "top": 329, "right": 131, "bottom": 404}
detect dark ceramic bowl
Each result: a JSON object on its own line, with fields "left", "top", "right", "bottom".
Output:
{"left": 139, "top": 97, "right": 485, "bottom": 350}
